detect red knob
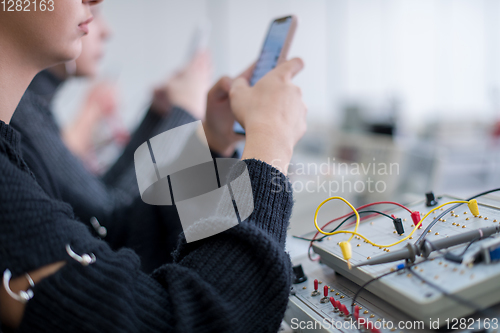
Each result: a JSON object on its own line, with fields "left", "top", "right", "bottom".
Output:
{"left": 335, "top": 300, "right": 341, "bottom": 309}
{"left": 323, "top": 285, "right": 328, "bottom": 297}
{"left": 341, "top": 304, "right": 349, "bottom": 316}
{"left": 329, "top": 297, "right": 335, "bottom": 307}
{"left": 411, "top": 211, "right": 421, "bottom": 226}
{"left": 354, "top": 305, "right": 360, "bottom": 316}
{"left": 314, "top": 279, "right": 318, "bottom": 291}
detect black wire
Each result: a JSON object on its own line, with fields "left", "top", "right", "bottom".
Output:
{"left": 292, "top": 210, "right": 396, "bottom": 242}
{"left": 293, "top": 235, "right": 325, "bottom": 242}
{"left": 414, "top": 238, "right": 486, "bottom": 312}
{"left": 426, "top": 236, "right": 480, "bottom": 261}
{"left": 411, "top": 269, "right": 484, "bottom": 312}
{"left": 410, "top": 265, "right": 496, "bottom": 318}
{"left": 456, "top": 237, "right": 481, "bottom": 257}
{"left": 350, "top": 258, "right": 428, "bottom": 331}
{"left": 351, "top": 237, "right": 487, "bottom": 331}
{"left": 416, "top": 188, "right": 500, "bottom": 245}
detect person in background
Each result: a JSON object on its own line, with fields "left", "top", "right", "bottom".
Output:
{"left": 60, "top": 10, "right": 212, "bottom": 172}
{"left": 10, "top": 6, "right": 215, "bottom": 273}
{"left": 58, "top": 9, "right": 118, "bottom": 162}
{"left": 0, "top": 0, "right": 307, "bottom": 331}
{"left": 62, "top": 81, "right": 124, "bottom": 169}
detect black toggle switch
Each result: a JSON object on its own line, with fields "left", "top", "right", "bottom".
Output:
{"left": 393, "top": 218, "right": 405, "bottom": 235}
{"left": 426, "top": 192, "right": 438, "bottom": 207}
{"left": 292, "top": 264, "right": 307, "bottom": 284}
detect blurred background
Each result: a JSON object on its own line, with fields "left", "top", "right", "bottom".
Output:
{"left": 52, "top": 0, "right": 500, "bottom": 235}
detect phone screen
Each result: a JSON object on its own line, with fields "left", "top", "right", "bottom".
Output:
{"left": 234, "top": 16, "right": 294, "bottom": 134}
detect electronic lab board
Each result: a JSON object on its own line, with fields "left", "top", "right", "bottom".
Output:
{"left": 310, "top": 195, "right": 500, "bottom": 327}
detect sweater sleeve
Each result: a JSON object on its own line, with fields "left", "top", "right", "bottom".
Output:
{"left": 11, "top": 92, "right": 186, "bottom": 272}
{"left": 102, "top": 106, "right": 196, "bottom": 194}
{"left": 0, "top": 157, "right": 293, "bottom": 333}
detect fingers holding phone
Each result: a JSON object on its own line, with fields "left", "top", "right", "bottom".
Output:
{"left": 204, "top": 14, "right": 306, "bottom": 173}
{"left": 231, "top": 57, "right": 306, "bottom": 138}
{"left": 273, "top": 57, "right": 304, "bottom": 81}
{"left": 202, "top": 60, "right": 262, "bottom": 158}
{"left": 230, "top": 58, "right": 307, "bottom": 175}
{"left": 233, "top": 15, "right": 298, "bottom": 135}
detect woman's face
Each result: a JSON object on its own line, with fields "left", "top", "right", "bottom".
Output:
{"left": 75, "top": 8, "right": 111, "bottom": 77}
{"left": 0, "top": 0, "right": 102, "bottom": 71}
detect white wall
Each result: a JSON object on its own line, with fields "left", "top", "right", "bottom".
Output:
{"left": 334, "top": 0, "right": 499, "bottom": 130}
{"left": 54, "top": 0, "right": 500, "bottom": 133}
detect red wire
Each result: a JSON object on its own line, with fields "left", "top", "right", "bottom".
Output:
{"left": 308, "top": 201, "right": 413, "bottom": 261}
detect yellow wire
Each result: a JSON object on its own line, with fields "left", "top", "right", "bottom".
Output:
{"left": 314, "top": 200, "right": 469, "bottom": 248}
{"left": 313, "top": 196, "right": 360, "bottom": 242}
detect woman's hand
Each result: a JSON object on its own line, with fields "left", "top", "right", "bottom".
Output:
{"left": 152, "top": 50, "right": 213, "bottom": 119}
{"left": 202, "top": 63, "right": 255, "bottom": 157}
{"left": 63, "top": 81, "right": 119, "bottom": 158}
{"left": 229, "top": 58, "right": 307, "bottom": 175}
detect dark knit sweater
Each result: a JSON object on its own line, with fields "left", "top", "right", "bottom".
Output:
{"left": 0, "top": 120, "right": 293, "bottom": 333}
{"left": 10, "top": 71, "right": 196, "bottom": 273}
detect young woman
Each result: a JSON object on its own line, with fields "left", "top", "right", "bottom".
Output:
{"left": 10, "top": 7, "right": 214, "bottom": 272}
{"left": 0, "top": 1, "right": 307, "bottom": 332}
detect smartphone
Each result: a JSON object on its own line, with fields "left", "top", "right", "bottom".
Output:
{"left": 233, "top": 15, "right": 298, "bottom": 135}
